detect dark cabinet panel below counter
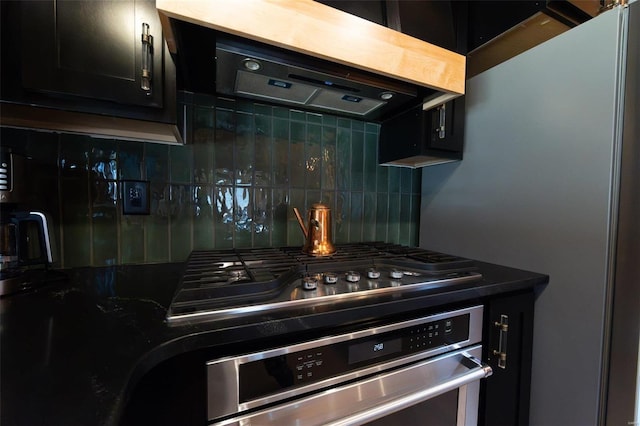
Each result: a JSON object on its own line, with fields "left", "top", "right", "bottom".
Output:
{"left": 481, "top": 289, "right": 535, "bottom": 426}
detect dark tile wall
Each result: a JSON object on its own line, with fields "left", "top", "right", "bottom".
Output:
{"left": 1, "top": 93, "right": 421, "bottom": 267}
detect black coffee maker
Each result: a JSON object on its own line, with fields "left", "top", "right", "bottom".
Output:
{"left": 0, "top": 148, "right": 58, "bottom": 296}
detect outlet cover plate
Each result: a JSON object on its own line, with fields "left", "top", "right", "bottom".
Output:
{"left": 122, "top": 180, "right": 150, "bottom": 215}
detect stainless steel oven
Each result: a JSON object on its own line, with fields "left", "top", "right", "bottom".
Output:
{"left": 206, "top": 305, "right": 491, "bottom": 425}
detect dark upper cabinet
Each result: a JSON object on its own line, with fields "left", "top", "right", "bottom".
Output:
{"left": 383, "top": 1, "right": 468, "bottom": 167}
{"left": 466, "top": 0, "right": 598, "bottom": 77}
{"left": 378, "top": 96, "right": 465, "bottom": 167}
{"left": 0, "top": 0, "right": 177, "bottom": 133}
{"left": 22, "top": 0, "right": 163, "bottom": 108}
{"left": 315, "top": 0, "right": 387, "bottom": 26}
{"left": 381, "top": 1, "right": 467, "bottom": 167}
{"left": 315, "top": 0, "right": 466, "bottom": 53}
{"left": 388, "top": 1, "right": 468, "bottom": 54}
{"left": 468, "top": 0, "right": 597, "bottom": 52}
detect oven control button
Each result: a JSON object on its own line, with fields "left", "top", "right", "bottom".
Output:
{"left": 445, "top": 320, "right": 453, "bottom": 334}
{"left": 389, "top": 269, "right": 404, "bottom": 279}
{"left": 345, "top": 271, "right": 361, "bottom": 282}
{"left": 302, "top": 277, "right": 318, "bottom": 291}
{"left": 324, "top": 272, "right": 338, "bottom": 284}
{"left": 367, "top": 268, "right": 380, "bottom": 279}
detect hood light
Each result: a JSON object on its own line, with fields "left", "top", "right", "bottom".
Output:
{"left": 243, "top": 58, "right": 262, "bottom": 71}
{"left": 380, "top": 92, "right": 394, "bottom": 100}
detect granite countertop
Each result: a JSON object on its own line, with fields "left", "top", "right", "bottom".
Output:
{"left": 0, "top": 261, "right": 548, "bottom": 426}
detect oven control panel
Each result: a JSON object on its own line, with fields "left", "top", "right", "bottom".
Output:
{"left": 236, "top": 313, "right": 471, "bottom": 402}
{"left": 408, "top": 317, "right": 455, "bottom": 351}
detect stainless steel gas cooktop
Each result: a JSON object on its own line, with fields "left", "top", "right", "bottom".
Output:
{"left": 166, "top": 243, "right": 482, "bottom": 323}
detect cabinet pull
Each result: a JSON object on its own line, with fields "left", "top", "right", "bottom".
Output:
{"left": 437, "top": 103, "right": 446, "bottom": 139}
{"left": 493, "top": 314, "right": 508, "bottom": 369}
{"left": 141, "top": 23, "right": 153, "bottom": 93}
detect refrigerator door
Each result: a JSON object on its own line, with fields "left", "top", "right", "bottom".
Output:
{"left": 420, "top": 4, "right": 636, "bottom": 426}
{"left": 605, "top": 1, "right": 640, "bottom": 424}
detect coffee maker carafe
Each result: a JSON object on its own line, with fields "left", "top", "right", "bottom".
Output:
{"left": 0, "top": 148, "right": 56, "bottom": 296}
{"left": 1, "top": 211, "right": 54, "bottom": 271}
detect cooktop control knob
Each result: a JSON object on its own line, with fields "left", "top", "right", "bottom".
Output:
{"left": 389, "top": 269, "right": 404, "bottom": 279}
{"left": 345, "top": 271, "right": 361, "bottom": 283}
{"left": 302, "top": 277, "right": 318, "bottom": 291}
{"left": 367, "top": 268, "right": 381, "bottom": 279}
{"left": 324, "top": 272, "right": 338, "bottom": 284}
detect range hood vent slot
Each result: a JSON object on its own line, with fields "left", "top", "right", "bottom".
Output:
{"left": 287, "top": 74, "right": 361, "bottom": 93}
{"left": 235, "top": 71, "right": 318, "bottom": 105}
{"left": 308, "top": 91, "right": 385, "bottom": 116}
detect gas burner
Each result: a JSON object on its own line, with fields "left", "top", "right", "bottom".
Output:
{"left": 167, "top": 243, "right": 481, "bottom": 323}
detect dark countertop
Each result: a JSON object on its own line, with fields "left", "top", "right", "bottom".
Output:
{"left": 0, "top": 260, "right": 548, "bottom": 426}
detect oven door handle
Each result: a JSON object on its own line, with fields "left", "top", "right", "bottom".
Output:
{"left": 214, "top": 346, "right": 492, "bottom": 426}
{"left": 327, "top": 351, "right": 493, "bottom": 426}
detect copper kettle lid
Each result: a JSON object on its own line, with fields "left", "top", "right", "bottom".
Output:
{"left": 309, "top": 202, "right": 330, "bottom": 210}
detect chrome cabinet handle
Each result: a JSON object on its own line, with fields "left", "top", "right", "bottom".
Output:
{"left": 493, "top": 314, "right": 509, "bottom": 369}
{"left": 437, "top": 103, "right": 446, "bottom": 139}
{"left": 141, "top": 22, "right": 153, "bottom": 93}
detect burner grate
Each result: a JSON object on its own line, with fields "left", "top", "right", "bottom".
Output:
{"left": 167, "top": 243, "right": 480, "bottom": 323}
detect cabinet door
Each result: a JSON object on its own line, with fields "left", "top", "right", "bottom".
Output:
{"left": 481, "top": 290, "right": 535, "bottom": 426}
{"left": 390, "top": 1, "right": 457, "bottom": 52}
{"left": 20, "top": 0, "right": 163, "bottom": 108}
{"left": 426, "top": 96, "right": 465, "bottom": 153}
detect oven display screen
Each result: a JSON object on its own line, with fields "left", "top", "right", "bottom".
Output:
{"left": 348, "top": 338, "right": 402, "bottom": 365}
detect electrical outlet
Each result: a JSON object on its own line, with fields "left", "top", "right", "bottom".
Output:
{"left": 122, "top": 180, "right": 150, "bottom": 215}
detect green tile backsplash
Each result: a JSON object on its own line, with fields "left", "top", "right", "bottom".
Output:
{"left": 1, "top": 93, "right": 421, "bottom": 267}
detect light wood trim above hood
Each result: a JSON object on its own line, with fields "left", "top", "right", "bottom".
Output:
{"left": 156, "top": 0, "right": 465, "bottom": 96}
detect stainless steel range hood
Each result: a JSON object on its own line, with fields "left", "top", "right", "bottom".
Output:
{"left": 156, "top": 0, "right": 466, "bottom": 120}
{"left": 181, "top": 30, "right": 427, "bottom": 121}
{"left": 215, "top": 38, "right": 418, "bottom": 119}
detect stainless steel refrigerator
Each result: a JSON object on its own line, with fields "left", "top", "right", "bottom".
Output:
{"left": 419, "top": 2, "right": 639, "bottom": 425}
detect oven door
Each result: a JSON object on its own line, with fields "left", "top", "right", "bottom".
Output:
{"left": 213, "top": 345, "right": 490, "bottom": 426}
